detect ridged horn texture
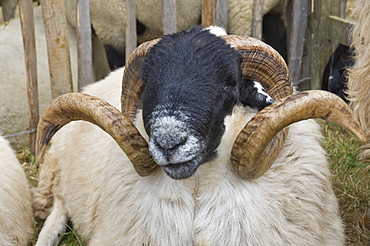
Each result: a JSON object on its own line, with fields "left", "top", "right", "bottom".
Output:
{"left": 120, "top": 39, "right": 161, "bottom": 175}
{"left": 36, "top": 93, "right": 156, "bottom": 177}
{"left": 223, "top": 35, "right": 293, "bottom": 100}
{"left": 232, "top": 90, "right": 366, "bottom": 179}
{"left": 224, "top": 36, "right": 294, "bottom": 179}
{"left": 121, "top": 39, "right": 160, "bottom": 120}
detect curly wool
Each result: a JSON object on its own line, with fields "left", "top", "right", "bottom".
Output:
{"left": 0, "top": 135, "right": 33, "bottom": 245}
{"left": 347, "top": 0, "right": 370, "bottom": 162}
{"left": 65, "top": 0, "right": 288, "bottom": 51}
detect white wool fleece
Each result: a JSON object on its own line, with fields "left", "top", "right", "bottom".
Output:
{"left": 34, "top": 67, "right": 344, "bottom": 245}
{"left": 0, "top": 135, "right": 33, "bottom": 246}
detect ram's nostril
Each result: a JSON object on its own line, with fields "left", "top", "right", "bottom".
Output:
{"left": 156, "top": 137, "right": 186, "bottom": 154}
{"left": 163, "top": 148, "right": 172, "bottom": 157}
{"left": 154, "top": 133, "right": 187, "bottom": 149}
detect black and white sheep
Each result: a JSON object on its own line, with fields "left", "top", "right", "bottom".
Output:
{"left": 0, "top": 135, "right": 34, "bottom": 245}
{"left": 33, "top": 26, "right": 365, "bottom": 245}
{"left": 322, "top": 44, "right": 353, "bottom": 103}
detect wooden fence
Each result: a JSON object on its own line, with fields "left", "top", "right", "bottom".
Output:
{"left": 17, "top": 0, "right": 354, "bottom": 152}
{"left": 300, "top": 0, "right": 354, "bottom": 90}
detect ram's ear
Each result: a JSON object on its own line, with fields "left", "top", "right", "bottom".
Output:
{"left": 239, "top": 79, "right": 275, "bottom": 110}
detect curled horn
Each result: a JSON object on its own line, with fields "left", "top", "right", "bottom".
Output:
{"left": 224, "top": 36, "right": 365, "bottom": 179}
{"left": 223, "top": 36, "right": 292, "bottom": 179}
{"left": 35, "top": 93, "right": 157, "bottom": 176}
{"left": 36, "top": 39, "right": 162, "bottom": 177}
{"left": 231, "top": 90, "right": 366, "bottom": 179}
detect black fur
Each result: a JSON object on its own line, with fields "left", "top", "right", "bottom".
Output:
{"left": 240, "top": 79, "right": 275, "bottom": 110}
{"left": 322, "top": 44, "right": 353, "bottom": 103}
{"left": 263, "top": 13, "right": 287, "bottom": 62}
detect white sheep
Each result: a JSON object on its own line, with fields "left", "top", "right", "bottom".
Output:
{"left": 0, "top": 135, "right": 34, "bottom": 245}
{"left": 33, "top": 27, "right": 364, "bottom": 245}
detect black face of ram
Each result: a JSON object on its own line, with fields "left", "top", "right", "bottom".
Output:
{"left": 140, "top": 26, "right": 273, "bottom": 180}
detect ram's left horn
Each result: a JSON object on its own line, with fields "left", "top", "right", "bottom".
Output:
{"left": 231, "top": 90, "right": 366, "bottom": 179}
{"left": 36, "top": 93, "right": 157, "bottom": 176}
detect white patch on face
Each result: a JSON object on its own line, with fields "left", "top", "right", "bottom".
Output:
{"left": 253, "top": 81, "right": 274, "bottom": 104}
{"left": 148, "top": 110, "right": 205, "bottom": 166}
{"left": 203, "top": 25, "right": 227, "bottom": 36}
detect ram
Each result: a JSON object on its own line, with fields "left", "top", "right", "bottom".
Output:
{"left": 33, "top": 26, "right": 365, "bottom": 245}
{"left": 0, "top": 135, "right": 33, "bottom": 245}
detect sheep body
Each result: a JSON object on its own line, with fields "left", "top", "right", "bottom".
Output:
{"left": 136, "top": 0, "right": 288, "bottom": 39}
{"left": 34, "top": 66, "right": 344, "bottom": 245}
{"left": 0, "top": 135, "right": 33, "bottom": 245}
{"left": 0, "top": 6, "right": 79, "bottom": 147}
{"left": 65, "top": 0, "right": 288, "bottom": 65}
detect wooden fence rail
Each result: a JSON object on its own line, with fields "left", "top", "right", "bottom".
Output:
{"left": 18, "top": 0, "right": 39, "bottom": 153}
{"left": 77, "top": 0, "right": 93, "bottom": 90}
{"left": 301, "top": 0, "right": 354, "bottom": 90}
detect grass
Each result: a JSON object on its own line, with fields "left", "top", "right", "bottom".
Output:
{"left": 320, "top": 120, "right": 370, "bottom": 246}
{"left": 19, "top": 120, "right": 369, "bottom": 245}
{"left": 17, "top": 147, "right": 84, "bottom": 246}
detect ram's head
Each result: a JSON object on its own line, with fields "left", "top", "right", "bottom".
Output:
{"left": 36, "top": 26, "right": 365, "bottom": 180}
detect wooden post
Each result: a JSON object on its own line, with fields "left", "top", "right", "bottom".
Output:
{"left": 287, "top": 0, "right": 309, "bottom": 85}
{"left": 41, "top": 0, "right": 73, "bottom": 98}
{"left": 213, "top": 0, "right": 228, "bottom": 28}
{"left": 328, "top": 15, "right": 354, "bottom": 46}
{"left": 162, "top": 0, "right": 176, "bottom": 34}
{"left": 310, "top": 0, "right": 341, "bottom": 90}
{"left": 18, "top": 0, "right": 39, "bottom": 153}
{"left": 202, "top": 0, "right": 213, "bottom": 27}
{"left": 125, "top": 0, "right": 137, "bottom": 63}
{"left": 77, "top": 0, "right": 93, "bottom": 91}
{"left": 340, "top": 0, "right": 347, "bottom": 18}
{"left": 252, "top": 0, "right": 264, "bottom": 39}
{"left": 201, "top": 0, "right": 228, "bottom": 28}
